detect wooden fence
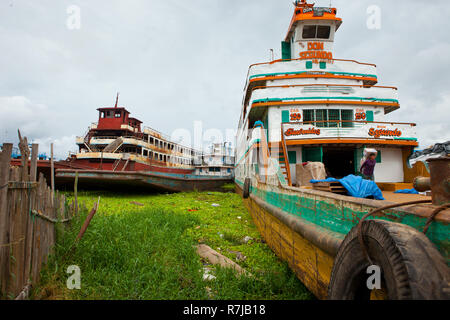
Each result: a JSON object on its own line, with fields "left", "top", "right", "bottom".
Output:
{"left": 0, "top": 141, "right": 74, "bottom": 299}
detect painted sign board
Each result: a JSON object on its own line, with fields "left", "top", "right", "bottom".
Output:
{"left": 283, "top": 122, "right": 417, "bottom": 141}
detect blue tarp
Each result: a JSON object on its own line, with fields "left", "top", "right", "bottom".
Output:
{"left": 311, "top": 174, "right": 385, "bottom": 200}
{"left": 394, "top": 188, "right": 419, "bottom": 194}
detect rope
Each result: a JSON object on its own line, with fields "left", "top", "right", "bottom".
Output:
{"left": 423, "top": 203, "right": 450, "bottom": 234}
{"left": 31, "top": 210, "right": 73, "bottom": 224}
{"left": 357, "top": 200, "right": 433, "bottom": 265}
{"left": 0, "top": 183, "right": 8, "bottom": 190}
{"left": 0, "top": 237, "right": 25, "bottom": 248}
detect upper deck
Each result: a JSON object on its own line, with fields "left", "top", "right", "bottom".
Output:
{"left": 245, "top": 58, "right": 378, "bottom": 90}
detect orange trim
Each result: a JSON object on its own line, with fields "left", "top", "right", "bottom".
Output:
{"left": 286, "top": 11, "right": 342, "bottom": 42}
{"left": 249, "top": 73, "right": 378, "bottom": 84}
{"left": 285, "top": 139, "right": 419, "bottom": 147}
{"left": 249, "top": 58, "right": 376, "bottom": 69}
{"left": 252, "top": 100, "right": 400, "bottom": 108}
{"left": 252, "top": 83, "right": 398, "bottom": 91}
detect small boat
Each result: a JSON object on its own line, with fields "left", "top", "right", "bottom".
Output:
{"left": 235, "top": 0, "right": 449, "bottom": 300}
{"left": 56, "top": 96, "right": 233, "bottom": 192}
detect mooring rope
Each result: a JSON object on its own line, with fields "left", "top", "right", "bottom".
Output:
{"left": 423, "top": 203, "right": 450, "bottom": 234}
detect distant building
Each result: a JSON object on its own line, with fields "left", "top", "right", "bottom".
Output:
{"left": 194, "top": 143, "right": 235, "bottom": 177}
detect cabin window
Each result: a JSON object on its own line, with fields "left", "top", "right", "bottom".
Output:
{"left": 302, "top": 109, "right": 354, "bottom": 127}
{"left": 302, "top": 25, "right": 316, "bottom": 39}
{"left": 317, "top": 26, "right": 331, "bottom": 39}
{"left": 115, "top": 112, "right": 121, "bottom": 118}
{"left": 304, "top": 110, "right": 315, "bottom": 123}
{"left": 103, "top": 111, "right": 114, "bottom": 118}
{"left": 302, "top": 25, "right": 331, "bottom": 39}
{"left": 341, "top": 110, "right": 354, "bottom": 127}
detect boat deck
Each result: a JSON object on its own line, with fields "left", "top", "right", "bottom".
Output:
{"left": 382, "top": 191, "right": 431, "bottom": 203}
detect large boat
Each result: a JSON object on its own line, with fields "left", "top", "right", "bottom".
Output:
{"left": 56, "top": 97, "right": 232, "bottom": 192}
{"left": 235, "top": 1, "right": 449, "bottom": 300}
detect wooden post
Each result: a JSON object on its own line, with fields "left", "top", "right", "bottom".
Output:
{"left": 74, "top": 171, "right": 78, "bottom": 215}
{"left": 0, "top": 143, "right": 13, "bottom": 295}
{"left": 24, "top": 144, "right": 38, "bottom": 287}
{"left": 50, "top": 143, "right": 54, "bottom": 206}
{"left": 76, "top": 197, "right": 100, "bottom": 241}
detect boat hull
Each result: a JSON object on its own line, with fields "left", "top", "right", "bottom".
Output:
{"left": 236, "top": 181, "right": 450, "bottom": 299}
{"left": 56, "top": 169, "right": 232, "bottom": 192}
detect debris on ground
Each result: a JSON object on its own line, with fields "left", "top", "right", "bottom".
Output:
{"left": 227, "top": 249, "right": 247, "bottom": 262}
{"left": 242, "top": 236, "right": 253, "bottom": 244}
{"left": 196, "top": 244, "right": 251, "bottom": 276}
{"left": 202, "top": 267, "right": 217, "bottom": 281}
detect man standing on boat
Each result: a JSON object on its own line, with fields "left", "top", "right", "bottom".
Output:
{"left": 360, "top": 152, "right": 377, "bottom": 181}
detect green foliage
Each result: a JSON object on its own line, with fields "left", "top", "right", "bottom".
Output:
{"left": 33, "top": 191, "right": 313, "bottom": 300}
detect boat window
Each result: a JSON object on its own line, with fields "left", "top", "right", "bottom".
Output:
{"left": 302, "top": 25, "right": 316, "bottom": 39}
{"left": 303, "top": 110, "right": 315, "bottom": 123}
{"left": 341, "top": 110, "right": 354, "bottom": 128}
{"left": 302, "top": 25, "right": 331, "bottom": 39}
{"left": 302, "top": 109, "right": 354, "bottom": 127}
{"left": 115, "top": 111, "right": 121, "bottom": 118}
{"left": 317, "top": 26, "right": 331, "bottom": 39}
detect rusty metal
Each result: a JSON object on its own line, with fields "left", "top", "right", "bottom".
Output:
{"left": 428, "top": 157, "right": 450, "bottom": 206}
{"left": 356, "top": 200, "right": 433, "bottom": 265}
{"left": 413, "top": 177, "right": 431, "bottom": 192}
{"left": 423, "top": 204, "right": 450, "bottom": 235}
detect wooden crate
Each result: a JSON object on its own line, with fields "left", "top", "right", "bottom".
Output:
{"left": 313, "top": 181, "right": 348, "bottom": 195}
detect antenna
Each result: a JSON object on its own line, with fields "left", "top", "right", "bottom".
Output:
{"left": 114, "top": 92, "right": 120, "bottom": 108}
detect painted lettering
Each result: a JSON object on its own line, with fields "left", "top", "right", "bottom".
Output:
{"left": 368, "top": 128, "right": 402, "bottom": 139}
{"left": 285, "top": 127, "right": 321, "bottom": 136}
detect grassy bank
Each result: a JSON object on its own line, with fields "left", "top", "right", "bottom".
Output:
{"left": 33, "top": 190, "right": 313, "bottom": 300}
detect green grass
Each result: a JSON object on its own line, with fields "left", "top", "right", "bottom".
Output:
{"left": 33, "top": 191, "right": 313, "bottom": 300}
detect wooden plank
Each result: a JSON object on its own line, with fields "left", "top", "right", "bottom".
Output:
{"left": 7, "top": 166, "right": 25, "bottom": 297}
{"left": 0, "top": 143, "right": 12, "bottom": 296}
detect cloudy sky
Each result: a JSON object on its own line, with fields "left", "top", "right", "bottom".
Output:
{"left": 0, "top": 0, "right": 449, "bottom": 159}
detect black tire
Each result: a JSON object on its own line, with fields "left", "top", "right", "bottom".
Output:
{"left": 328, "top": 220, "right": 450, "bottom": 300}
{"left": 243, "top": 178, "right": 251, "bottom": 199}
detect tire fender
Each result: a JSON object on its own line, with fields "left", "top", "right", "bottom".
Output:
{"left": 328, "top": 220, "right": 450, "bottom": 300}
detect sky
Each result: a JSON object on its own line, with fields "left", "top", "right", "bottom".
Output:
{"left": 0, "top": 0, "right": 449, "bottom": 159}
